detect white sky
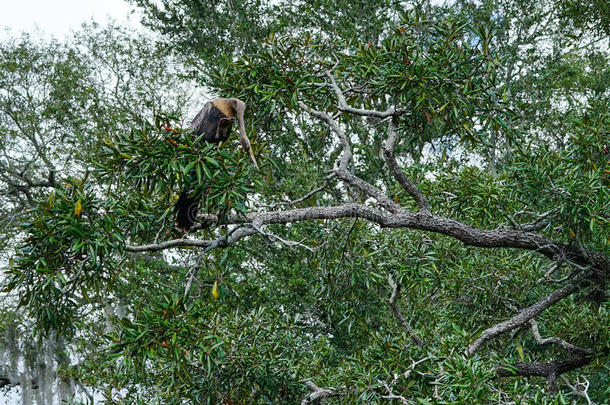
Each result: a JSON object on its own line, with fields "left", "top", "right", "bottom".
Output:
{"left": 0, "top": 0, "right": 138, "bottom": 39}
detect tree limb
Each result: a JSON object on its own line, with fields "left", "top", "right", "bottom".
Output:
{"left": 465, "top": 280, "right": 583, "bottom": 356}
{"left": 383, "top": 119, "right": 430, "bottom": 212}
{"left": 387, "top": 271, "right": 425, "bottom": 347}
{"left": 298, "top": 100, "right": 351, "bottom": 170}
{"left": 495, "top": 352, "right": 594, "bottom": 393}
{"left": 325, "top": 71, "right": 405, "bottom": 118}
{"left": 301, "top": 381, "right": 342, "bottom": 404}
{"left": 528, "top": 319, "right": 592, "bottom": 354}
{"left": 127, "top": 203, "right": 608, "bottom": 287}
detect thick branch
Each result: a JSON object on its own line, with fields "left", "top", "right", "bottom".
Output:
{"left": 383, "top": 119, "right": 430, "bottom": 212}
{"left": 496, "top": 352, "right": 594, "bottom": 393}
{"left": 465, "top": 281, "right": 583, "bottom": 356}
{"left": 127, "top": 204, "right": 609, "bottom": 282}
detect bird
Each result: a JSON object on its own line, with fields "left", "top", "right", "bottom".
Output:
{"left": 174, "top": 98, "right": 257, "bottom": 231}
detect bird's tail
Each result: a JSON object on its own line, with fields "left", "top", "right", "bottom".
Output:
{"left": 175, "top": 191, "right": 199, "bottom": 232}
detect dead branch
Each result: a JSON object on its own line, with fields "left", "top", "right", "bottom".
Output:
{"left": 325, "top": 71, "right": 405, "bottom": 118}
{"left": 560, "top": 376, "right": 592, "bottom": 405}
{"left": 298, "top": 100, "right": 352, "bottom": 170}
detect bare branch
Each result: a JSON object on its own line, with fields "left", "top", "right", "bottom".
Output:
{"left": 380, "top": 356, "right": 432, "bottom": 404}
{"left": 536, "top": 259, "right": 564, "bottom": 284}
{"left": 182, "top": 226, "right": 260, "bottom": 297}
{"left": 298, "top": 100, "right": 351, "bottom": 170}
{"left": 301, "top": 381, "right": 342, "bottom": 404}
{"left": 126, "top": 227, "right": 258, "bottom": 253}
{"left": 265, "top": 173, "right": 336, "bottom": 209}
{"left": 383, "top": 119, "right": 430, "bottom": 212}
{"left": 495, "top": 352, "right": 593, "bottom": 393}
{"left": 333, "top": 169, "right": 404, "bottom": 213}
{"left": 560, "top": 376, "right": 592, "bottom": 405}
{"left": 466, "top": 280, "right": 583, "bottom": 356}
{"left": 528, "top": 320, "right": 592, "bottom": 354}
{"left": 248, "top": 222, "right": 315, "bottom": 252}
{"left": 127, "top": 204, "right": 609, "bottom": 286}
{"left": 125, "top": 237, "right": 219, "bottom": 252}
{"left": 388, "top": 271, "right": 425, "bottom": 347}
{"left": 325, "top": 71, "right": 404, "bottom": 118}
{"left": 382, "top": 382, "right": 410, "bottom": 404}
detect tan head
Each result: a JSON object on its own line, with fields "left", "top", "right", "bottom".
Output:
{"left": 228, "top": 98, "right": 259, "bottom": 169}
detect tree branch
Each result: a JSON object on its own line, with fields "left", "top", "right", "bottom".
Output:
{"left": 528, "top": 319, "right": 592, "bottom": 354}
{"left": 465, "top": 280, "right": 583, "bottom": 356}
{"left": 127, "top": 203, "right": 608, "bottom": 288}
{"left": 298, "top": 100, "right": 351, "bottom": 170}
{"left": 301, "top": 381, "right": 342, "bottom": 404}
{"left": 333, "top": 169, "right": 404, "bottom": 213}
{"left": 383, "top": 119, "right": 430, "bottom": 212}
{"left": 387, "top": 271, "right": 425, "bottom": 347}
{"left": 325, "top": 71, "right": 404, "bottom": 118}
{"left": 495, "top": 352, "right": 594, "bottom": 393}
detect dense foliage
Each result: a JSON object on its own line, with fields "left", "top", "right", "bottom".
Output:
{"left": 1, "top": 1, "right": 608, "bottom": 404}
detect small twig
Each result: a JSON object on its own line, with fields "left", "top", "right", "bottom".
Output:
{"left": 248, "top": 222, "right": 315, "bottom": 252}
{"left": 183, "top": 238, "right": 226, "bottom": 297}
{"left": 266, "top": 173, "right": 336, "bottom": 209}
{"left": 382, "top": 382, "right": 410, "bottom": 404}
{"left": 536, "top": 259, "right": 564, "bottom": 284}
{"left": 380, "top": 356, "right": 433, "bottom": 404}
{"left": 183, "top": 226, "right": 256, "bottom": 297}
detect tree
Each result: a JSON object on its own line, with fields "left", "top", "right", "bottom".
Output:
{"left": 2, "top": 0, "right": 608, "bottom": 403}
{"left": 0, "top": 24, "right": 199, "bottom": 403}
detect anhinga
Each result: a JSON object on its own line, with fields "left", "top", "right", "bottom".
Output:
{"left": 175, "top": 98, "right": 257, "bottom": 231}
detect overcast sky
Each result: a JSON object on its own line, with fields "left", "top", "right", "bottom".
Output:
{"left": 0, "top": 0, "right": 138, "bottom": 39}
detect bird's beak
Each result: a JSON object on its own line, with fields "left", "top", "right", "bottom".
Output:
{"left": 240, "top": 134, "right": 259, "bottom": 170}
{"left": 236, "top": 116, "right": 258, "bottom": 169}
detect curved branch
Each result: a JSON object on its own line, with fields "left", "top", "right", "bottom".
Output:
{"left": 298, "top": 100, "right": 352, "bottom": 170}
{"left": 383, "top": 119, "right": 430, "bottom": 212}
{"left": 529, "top": 319, "right": 592, "bottom": 354}
{"left": 465, "top": 281, "right": 583, "bottom": 356}
{"left": 334, "top": 169, "right": 404, "bottom": 213}
{"left": 496, "top": 352, "right": 594, "bottom": 393}
{"left": 325, "top": 71, "right": 404, "bottom": 118}
{"left": 388, "top": 271, "right": 425, "bottom": 347}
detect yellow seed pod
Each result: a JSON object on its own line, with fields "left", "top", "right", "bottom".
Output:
{"left": 74, "top": 200, "right": 82, "bottom": 217}
{"left": 212, "top": 280, "right": 220, "bottom": 300}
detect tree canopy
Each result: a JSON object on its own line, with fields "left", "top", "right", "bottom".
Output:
{"left": 0, "top": 0, "right": 608, "bottom": 404}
